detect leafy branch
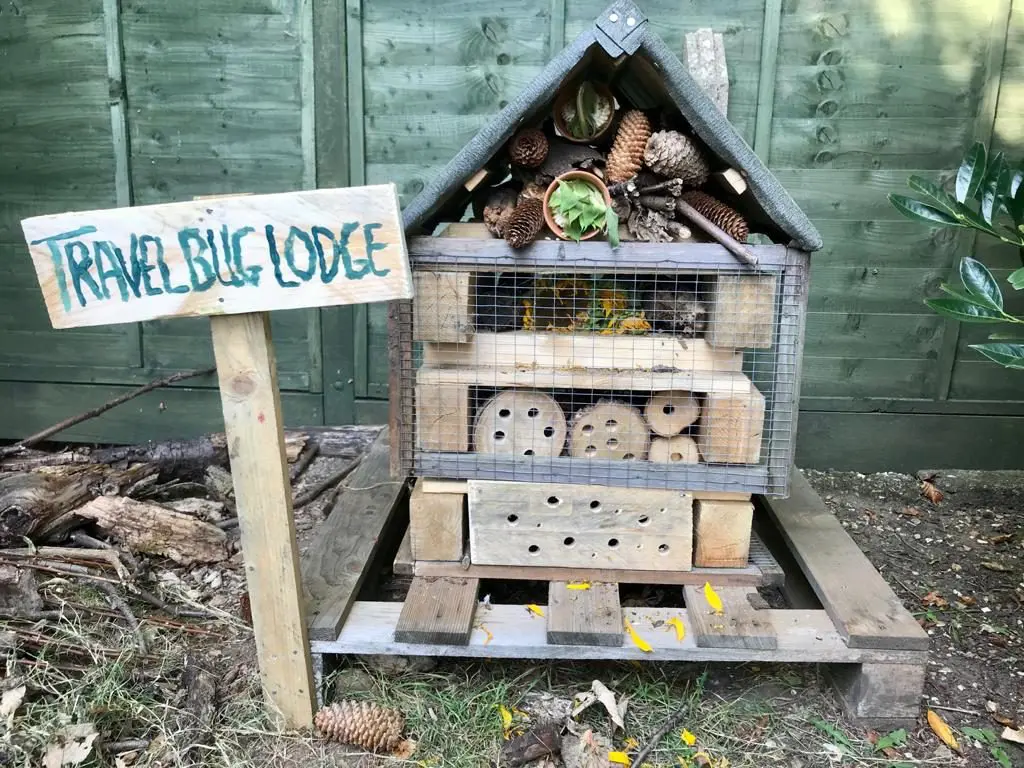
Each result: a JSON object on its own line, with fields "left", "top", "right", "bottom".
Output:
{"left": 890, "top": 141, "right": 1024, "bottom": 369}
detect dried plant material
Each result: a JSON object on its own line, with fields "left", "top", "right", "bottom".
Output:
{"left": 509, "top": 128, "right": 549, "bottom": 168}
{"left": 680, "top": 190, "right": 749, "bottom": 242}
{"left": 644, "top": 130, "right": 711, "bottom": 186}
{"left": 518, "top": 181, "right": 546, "bottom": 202}
{"left": 43, "top": 723, "right": 98, "bottom": 768}
{"left": 627, "top": 207, "right": 672, "bottom": 243}
{"left": 572, "top": 680, "right": 626, "bottom": 729}
{"left": 606, "top": 110, "right": 652, "bottom": 183}
{"left": 483, "top": 185, "right": 519, "bottom": 237}
{"left": 927, "top": 710, "right": 960, "bottom": 753}
{"left": 562, "top": 725, "right": 612, "bottom": 768}
{"left": 526, "top": 603, "right": 545, "bottom": 618}
{"left": 921, "top": 591, "right": 948, "bottom": 608}
{"left": 538, "top": 139, "right": 604, "bottom": 182}
{"left": 1001, "top": 727, "right": 1024, "bottom": 745}
{"left": 982, "top": 561, "right": 1012, "bottom": 572}
{"left": 315, "top": 700, "right": 406, "bottom": 752}
{"left": 608, "top": 751, "right": 631, "bottom": 765}
{"left": 624, "top": 618, "right": 653, "bottom": 652}
{"left": 1, "top": 685, "right": 25, "bottom": 728}
{"left": 666, "top": 617, "right": 686, "bottom": 641}
{"left": 989, "top": 533, "right": 1014, "bottom": 544}
{"left": 643, "top": 289, "right": 707, "bottom": 337}
{"left": 920, "top": 477, "right": 944, "bottom": 505}
{"left": 703, "top": 583, "right": 724, "bottom": 615}
{"left": 900, "top": 506, "right": 923, "bottom": 517}
{"left": 504, "top": 198, "right": 545, "bottom": 248}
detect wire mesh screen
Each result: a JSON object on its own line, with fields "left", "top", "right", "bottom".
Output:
{"left": 394, "top": 242, "right": 807, "bottom": 497}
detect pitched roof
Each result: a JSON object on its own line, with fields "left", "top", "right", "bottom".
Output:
{"left": 401, "top": 0, "right": 822, "bottom": 252}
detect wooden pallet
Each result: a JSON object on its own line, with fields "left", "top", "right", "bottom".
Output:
{"left": 303, "top": 439, "right": 929, "bottom": 727}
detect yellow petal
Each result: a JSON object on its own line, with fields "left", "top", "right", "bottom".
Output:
{"left": 497, "top": 704, "right": 513, "bottom": 739}
{"left": 526, "top": 604, "right": 545, "bottom": 618}
{"left": 608, "top": 751, "right": 632, "bottom": 766}
{"left": 927, "top": 710, "right": 960, "bottom": 752}
{"left": 476, "top": 624, "right": 494, "bottom": 646}
{"left": 624, "top": 618, "right": 653, "bottom": 653}
{"left": 703, "top": 582, "right": 724, "bottom": 615}
{"left": 567, "top": 581, "right": 591, "bottom": 590}
{"left": 666, "top": 617, "right": 686, "bottom": 642}
{"left": 623, "top": 736, "right": 639, "bottom": 749}
{"left": 681, "top": 729, "right": 697, "bottom": 746}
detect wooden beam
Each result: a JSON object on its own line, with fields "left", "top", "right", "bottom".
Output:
{"left": 394, "top": 577, "right": 480, "bottom": 645}
{"left": 301, "top": 429, "right": 406, "bottom": 641}
{"left": 831, "top": 662, "right": 926, "bottom": 727}
{"left": 683, "top": 585, "right": 777, "bottom": 650}
{"left": 694, "top": 499, "right": 754, "bottom": 568}
{"left": 548, "top": 582, "right": 623, "bottom": 647}
{"left": 761, "top": 467, "right": 930, "bottom": 651}
{"left": 409, "top": 481, "right": 464, "bottom": 561}
{"left": 210, "top": 312, "right": 314, "bottom": 728}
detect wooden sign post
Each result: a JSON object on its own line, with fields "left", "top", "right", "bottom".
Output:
{"left": 21, "top": 186, "right": 412, "bottom": 728}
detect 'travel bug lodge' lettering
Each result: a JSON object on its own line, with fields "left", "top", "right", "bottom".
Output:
{"left": 31, "top": 221, "right": 392, "bottom": 312}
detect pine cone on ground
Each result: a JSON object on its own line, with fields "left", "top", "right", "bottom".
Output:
{"left": 315, "top": 700, "right": 405, "bottom": 752}
{"left": 504, "top": 197, "right": 545, "bottom": 248}
{"left": 483, "top": 185, "right": 518, "bottom": 236}
{"left": 606, "top": 110, "right": 652, "bottom": 183}
{"left": 508, "top": 128, "right": 549, "bottom": 168}
{"left": 644, "top": 130, "right": 711, "bottom": 186}
{"left": 681, "top": 190, "right": 749, "bottom": 242}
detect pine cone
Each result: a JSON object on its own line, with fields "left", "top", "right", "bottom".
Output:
{"left": 606, "top": 110, "right": 652, "bottom": 184}
{"left": 315, "top": 700, "right": 405, "bottom": 752}
{"left": 509, "top": 128, "right": 548, "bottom": 168}
{"left": 681, "top": 190, "right": 749, "bottom": 242}
{"left": 483, "top": 185, "right": 518, "bottom": 236}
{"left": 644, "top": 131, "right": 711, "bottom": 186}
{"left": 504, "top": 198, "right": 544, "bottom": 248}
{"left": 517, "top": 181, "right": 546, "bottom": 203}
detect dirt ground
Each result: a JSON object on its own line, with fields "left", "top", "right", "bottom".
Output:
{"left": 1, "top": 465, "right": 1021, "bottom": 767}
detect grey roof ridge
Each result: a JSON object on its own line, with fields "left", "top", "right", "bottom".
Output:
{"left": 401, "top": 3, "right": 823, "bottom": 253}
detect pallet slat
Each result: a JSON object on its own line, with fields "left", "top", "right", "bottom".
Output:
{"left": 682, "top": 586, "right": 777, "bottom": 650}
{"left": 394, "top": 576, "right": 480, "bottom": 645}
{"left": 547, "top": 582, "right": 623, "bottom": 647}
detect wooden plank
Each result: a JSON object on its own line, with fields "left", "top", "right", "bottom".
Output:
{"left": 422, "top": 333, "right": 743, "bottom": 372}
{"left": 394, "top": 576, "right": 479, "bottom": 645}
{"left": 685, "top": 28, "right": 729, "bottom": 115}
{"left": 414, "top": 381, "right": 469, "bottom": 452}
{"left": 694, "top": 499, "right": 754, "bottom": 568}
{"left": 706, "top": 274, "right": 777, "bottom": 349}
{"left": 314, "top": 603, "right": 929, "bottom": 665}
{"left": 810, "top": 220, "right": 965, "bottom": 270}
{"left": 547, "top": 582, "right": 623, "bottom": 647}
{"left": 413, "top": 272, "right": 473, "bottom": 342}
{"left": 301, "top": 429, "right": 406, "bottom": 641}
{"left": 21, "top": 187, "right": 412, "bottom": 329}
{"left": 468, "top": 481, "right": 693, "bottom": 571}
{"left": 753, "top": 0, "right": 782, "bottom": 157}
{"left": 210, "top": 311, "right": 314, "bottom": 727}
{"left": 697, "top": 386, "right": 766, "bottom": 464}
{"left": 831, "top": 662, "right": 926, "bottom": 726}
{"left": 415, "top": 530, "right": 780, "bottom": 587}
{"left": 808, "top": 267, "right": 947, "bottom": 314}
{"left": 420, "top": 479, "right": 469, "bottom": 495}
{"left": 409, "top": 482, "right": 464, "bottom": 561}
{"left": 762, "top": 467, "right": 930, "bottom": 650}
{"left": 683, "top": 585, "right": 777, "bottom": 650}
{"left": 803, "top": 313, "right": 944, "bottom": 360}
{"left": 800, "top": 357, "right": 937, "bottom": 399}
{"left": 393, "top": 526, "right": 414, "bottom": 576}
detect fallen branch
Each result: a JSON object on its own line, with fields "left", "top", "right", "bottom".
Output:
{"left": 293, "top": 455, "right": 363, "bottom": 509}
{"left": 675, "top": 197, "right": 758, "bottom": 267}
{"left": 96, "top": 580, "right": 148, "bottom": 655}
{"left": 290, "top": 442, "right": 320, "bottom": 482}
{"left": 2, "top": 367, "right": 215, "bottom": 457}
{"left": 632, "top": 700, "right": 692, "bottom": 767}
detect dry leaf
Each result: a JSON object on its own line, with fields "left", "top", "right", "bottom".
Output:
{"left": 981, "top": 561, "right": 1012, "bottom": 572}
{"left": 592, "top": 680, "right": 624, "bottom": 729}
{"left": 526, "top": 604, "right": 545, "bottom": 618}
{"left": 666, "top": 617, "right": 686, "bottom": 642}
{"left": 920, "top": 477, "right": 944, "bottom": 505}
{"left": 623, "top": 736, "right": 639, "bottom": 750}
{"left": 900, "top": 506, "right": 923, "bottom": 517}
{"left": 681, "top": 728, "right": 697, "bottom": 746}
{"left": 1001, "top": 727, "right": 1024, "bottom": 745}
{"left": 1, "top": 685, "right": 26, "bottom": 726}
{"left": 43, "top": 724, "right": 99, "bottom": 768}
{"left": 624, "top": 619, "right": 653, "bottom": 652}
{"left": 703, "top": 582, "right": 724, "bottom": 615}
{"left": 957, "top": 595, "right": 977, "bottom": 606}
{"left": 608, "top": 751, "right": 631, "bottom": 765}
{"left": 476, "top": 623, "right": 494, "bottom": 646}
{"left": 922, "top": 591, "right": 948, "bottom": 608}
{"left": 989, "top": 533, "right": 1014, "bottom": 545}
{"left": 393, "top": 739, "right": 417, "bottom": 759}
{"left": 567, "top": 581, "right": 592, "bottom": 590}
{"left": 927, "top": 710, "right": 960, "bottom": 753}
{"left": 993, "top": 713, "right": 1015, "bottom": 727}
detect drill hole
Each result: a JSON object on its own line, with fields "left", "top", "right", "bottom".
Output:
{"left": 663, "top": 404, "right": 675, "bottom": 415}
{"left": 527, "top": 407, "right": 539, "bottom": 417}
{"left": 670, "top": 451, "right": 683, "bottom": 461}
{"left": 523, "top": 449, "right": 535, "bottom": 456}
{"left": 563, "top": 536, "right": 575, "bottom": 547}
{"left": 498, "top": 408, "right": 511, "bottom": 418}
{"left": 584, "top": 445, "right": 598, "bottom": 457}
{"left": 658, "top": 544, "right": 670, "bottom": 554}
{"left": 494, "top": 430, "right": 506, "bottom": 441}
{"left": 543, "top": 426, "right": 555, "bottom": 437}
{"left": 607, "top": 538, "right": 620, "bottom": 548}
{"left": 622, "top": 453, "right": 636, "bottom": 460}
{"left": 546, "top": 495, "right": 561, "bottom": 507}
{"left": 590, "top": 500, "right": 601, "bottom": 511}
{"left": 606, "top": 437, "right": 619, "bottom": 448}
{"left": 528, "top": 544, "right": 540, "bottom": 554}
{"left": 638, "top": 515, "right": 650, "bottom": 525}
{"left": 507, "top": 514, "right": 519, "bottom": 524}
{"left": 605, "top": 419, "right": 619, "bottom": 430}
{"left": 581, "top": 424, "right": 594, "bottom": 435}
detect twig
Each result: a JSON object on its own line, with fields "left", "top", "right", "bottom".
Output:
{"left": 70, "top": 532, "right": 141, "bottom": 577}
{"left": 929, "top": 704, "right": 984, "bottom": 716}
{"left": 675, "top": 198, "right": 758, "bottom": 267}
{"left": 129, "top": 585, "right": 217, "bottom": 620}
{"left": 632, "top": 700, "right": 692, "bottom": 767}
{"left": 102, "top": 739, "right": 151, "bottom": 754}
{"left": 289, "top": 442, "right": 320, "bottom": 482}
{"left": 293, "top": 455, "right": 363, "bottom": 509}
{"left": 96, "top": 580, "right": 148, "bottom": 655}
{"left": 1, "top": 367, "right": 215, "bottom": 456}
{"left": 215, "top": 517, "right": 239, "bottom": 530}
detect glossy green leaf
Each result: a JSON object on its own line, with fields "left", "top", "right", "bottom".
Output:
{"left": 874, "top": 729, "right": 908, "bottom": 752}
{"left": 908, "top": 175, "right": 959, "bottom": 213}
{"left": 1009, "top": 267, "right": 1024, "bottom": 290}
{"left": 889, "top": 194, "right": 964, "bottom": 227}
{"left": 960, "top": 256, "right": 1003, "bottom": 310}
{"left": 981, "top": 152, "right": 1010, "bottom": 223}
{"left": 956, "top": 142, "right": 987, "bottom": 203}
{"left": 939, "top": 282, "right": 990, "bottom": 306}
{"left": 1010, "top": 173, "right": 1024, "bottom": 226}
{"left": 925, "top": 298, "right": 1005, "bottom": 322}
{"left": 969, "top": 343, "right": 1024, "bottom": 368}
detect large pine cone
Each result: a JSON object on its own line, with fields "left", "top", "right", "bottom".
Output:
{"left": 681, "top": 190, "right": 749, "bottom": 242}
{"left": 504, "top": 197, "right": 545, "bottom": 248}
{"left": 509, "top": 128, "right": 549, "bottom": 168}
{"left": 644, "top": 131, "right": 711, "bottom": 186}
{"left": 315, "top": 700, "right": 405, "bottom": 752}
{"left": 483, "top": 185, "right": 518, "bottom": 236}
{"left": 606, "top": 110, "right": 652, "bottom": 184}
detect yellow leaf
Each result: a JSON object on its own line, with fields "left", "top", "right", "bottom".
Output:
{"left": 681, "top": 729, "right": 697, "bottom": 746}
{"left": 624, "top": 618, "right": 653, "bottom": 653}
{"left": 703, "top": 582, "right": 724, "bottom": 615}
{"left": 608, "top": 751, "right": 632, "bottom": 765}
{"left": 526, "top": 604, "right": 545, "bottom": 618}
{"left": 476, "top": 624, "right": 494, "bottom": 646}
{"left": 927, "top": 710, "right": 960, "bottom": 753}
{"left": 666, "top": 617, "right": 686, "bottom": 642}
{"left": 567, "top": 581, "right": 591, "bottom": 590}
{"left": 623, "top": 736, "right": 639, "bottom": 750}
{"left": 497, "top": 704, "right": 513, "bottom": 739}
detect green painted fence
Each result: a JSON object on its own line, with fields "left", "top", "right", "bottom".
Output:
{"left": 1, "top": 0, "right": 1022, "bottom": 470}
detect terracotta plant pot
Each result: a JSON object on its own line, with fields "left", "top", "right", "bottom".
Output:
{"left": 552, "top": 81, "right": 616, "bottom": 144}
{"left": 543, "top": 170, "right": 613, "bottom": 242}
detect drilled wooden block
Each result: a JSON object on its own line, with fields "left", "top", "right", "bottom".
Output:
{"left": 696, "top": 385, "right": 765, "bottom": 464}
{"left": 409, "top": 481, "right": 464, "bottom": 561}
{"left": 706, "top": 274, "right": 777, "bottom": 349}
{"left": 694, "top": 499, "right": 754, "bottom": 568}
{"left": 468, "top": 481, "right": 692, "bottom": 571}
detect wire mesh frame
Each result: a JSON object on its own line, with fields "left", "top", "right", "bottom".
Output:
{"left": 390, "top": 238, "right": 810, "bottom": 498}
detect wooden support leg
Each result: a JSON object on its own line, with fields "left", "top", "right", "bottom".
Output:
{"left": 211, "top": 312, "right": 315, "bottom": 728}
{"left": 409, "top": 481, "right": 464, "bottom": 561}
{"left": 830, "top": 661, "right": 926, "bottom": 728}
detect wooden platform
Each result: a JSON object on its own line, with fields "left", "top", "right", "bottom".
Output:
{"left": 302, "top": 452, "right": 929, "bottom": 727}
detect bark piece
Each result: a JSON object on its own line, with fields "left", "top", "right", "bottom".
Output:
{"left": 499, "top": 720, "right": 562, "bottom": 767}
{"left": 173, "top": 656, "right": 217, "bottom": 767}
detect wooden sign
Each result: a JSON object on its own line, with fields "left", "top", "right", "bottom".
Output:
{"left": 20, "top": 185, "right": 411, "bottom": 329}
